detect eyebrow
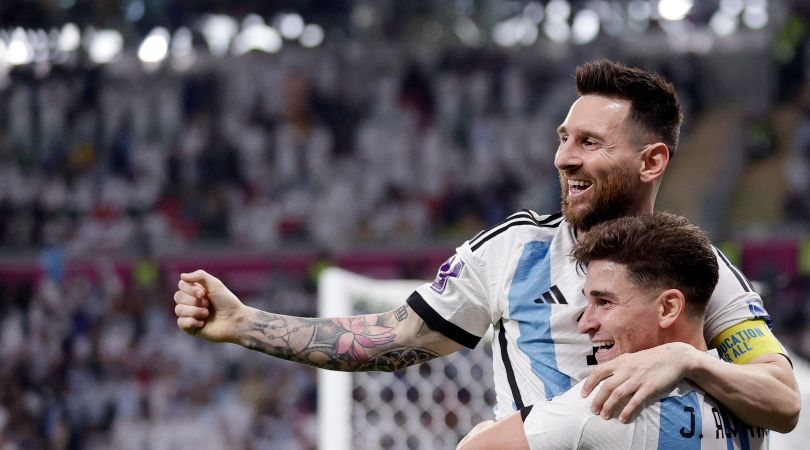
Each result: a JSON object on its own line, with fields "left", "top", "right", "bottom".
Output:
{"left": 583, "top": 288, "right": 615, "bottom": 299}
{"left": 556, "top": 124, "right": 606, "bottom": 140}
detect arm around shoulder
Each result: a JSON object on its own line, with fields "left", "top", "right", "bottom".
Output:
{"left": 687, "top": 348, "right": 800, "bottom": 432}
{"left": 456, "top": 413, "right": 530, "bottom": 450}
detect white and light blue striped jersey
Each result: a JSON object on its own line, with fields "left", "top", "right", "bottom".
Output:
{"left": 523, "top": 374, "right": 768, "bottom": 449}
{"left": 407, "top": 210, "right": 771, "bottom": 419}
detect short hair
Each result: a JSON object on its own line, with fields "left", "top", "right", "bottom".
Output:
{"left": 576, "top": 60, "right": 683, "bottom": 154}
{"left": 571, "top": 213, "right": 718, "bottom": 318}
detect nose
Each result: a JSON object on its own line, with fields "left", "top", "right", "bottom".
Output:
{"left": 554, "top": 139, "right": 581, "bottom": 172}
{"left": 577, "top": 304, "right": 598, "bottom": 335}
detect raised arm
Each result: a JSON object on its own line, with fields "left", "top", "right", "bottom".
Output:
{"left": 174, "top": 270, "right": 464, "bottom": 372}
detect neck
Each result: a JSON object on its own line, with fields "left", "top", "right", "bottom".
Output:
{"left": 669, "top": 322, "right": 708, "bottom": 351}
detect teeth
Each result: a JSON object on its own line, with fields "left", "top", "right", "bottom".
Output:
{"left": 592, "top": 341, "right": 614, "bottom": 350}
{"left": 568, "top": 179, "right": 592, "bottom": 187}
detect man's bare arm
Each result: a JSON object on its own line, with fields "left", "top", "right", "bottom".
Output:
{"left": 456, "top": 413, "right": 528, "bottom": 450}
{"left": 174, "top": 270, "right": 464, "bottom": 372}
{"left": 582, "top": 342, "right": 800, "bottom": 432}
{"left": 233, "top": 304, "right": 463, "bottom": 371}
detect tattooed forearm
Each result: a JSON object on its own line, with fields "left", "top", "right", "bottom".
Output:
{"left": 239, "top": 307, "right": 440, "bottom": 372}
{"left": 356, "top": 348, "right": 439, "bottom": 372}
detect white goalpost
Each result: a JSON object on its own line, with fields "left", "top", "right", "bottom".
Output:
{"left": 317, "top": 267, "right": 810, "bottom": 450}
{"left": 317, "top": 267, "right": 495, "bottom": 450}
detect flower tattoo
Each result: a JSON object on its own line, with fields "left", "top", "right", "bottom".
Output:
{"left": 332, "top": 316, "right": 396, "bottom": 362}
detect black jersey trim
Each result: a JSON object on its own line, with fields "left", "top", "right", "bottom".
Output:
{"left": 469, "top": 211, "right": 563, "bottom": 252}
{"left": 406, "top": 292, "right": 480, "bottom": 349}
{"left": 520, "top": 404, "right": 534, "bottom": 422}
{"left": 498, "top": 319, "right": 525, "bottom": 410}
{"left": 715, "top": 246, "right": 753, "bottom": 292}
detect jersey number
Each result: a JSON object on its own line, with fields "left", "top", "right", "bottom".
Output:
{"left": 586, "top": 347, "right": 598, "bottom": 365}
{"left": 681, "top": 406, "right": 696, "bottom": 438}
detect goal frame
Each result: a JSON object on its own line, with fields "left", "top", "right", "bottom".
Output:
{"left": 316, "top": 267, "right": 425, "bottom": 450}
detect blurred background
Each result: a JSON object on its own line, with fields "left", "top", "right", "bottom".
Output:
{"left": 0, "top": 0, "right": 809, "bottom": 448}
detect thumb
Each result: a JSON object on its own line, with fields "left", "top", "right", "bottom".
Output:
{"left": 181, "top": 270, "right": 216, "bottom": 287}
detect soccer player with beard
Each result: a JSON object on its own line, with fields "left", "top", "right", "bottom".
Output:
{"left": 173, "top": 60, "right": 799, "bottom": 432}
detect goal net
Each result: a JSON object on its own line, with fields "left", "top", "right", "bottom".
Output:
{"left": 317, "top": 267, "right": 810, "bottom": 450}
{"left": 316, "top": 267, "right": 495, "bottom": 450}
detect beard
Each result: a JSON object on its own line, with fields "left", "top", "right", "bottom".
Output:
{"left": 559, "top": 163, "right": 641, "bottom": 232}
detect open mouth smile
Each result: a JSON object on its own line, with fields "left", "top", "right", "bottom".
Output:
{"left": 567, "top": 179, "right": 593, "bottom": 196}
{"left": 592, "top": 340, "right": 615, "bottom": 361}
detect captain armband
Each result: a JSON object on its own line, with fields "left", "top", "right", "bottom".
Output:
{"left": 710, "top": 320, "right": 785, "bottom": 364}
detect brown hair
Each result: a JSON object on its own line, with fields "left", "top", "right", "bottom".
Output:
{"left": 576, "top": 60, "right": 683, "bottom": 154}
{"left": 572, "top": 213, "right": 718, "bottom": 318}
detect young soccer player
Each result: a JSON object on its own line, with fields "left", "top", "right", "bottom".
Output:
{"left": 456, "top": 213, "right": 768, "bottom": 449}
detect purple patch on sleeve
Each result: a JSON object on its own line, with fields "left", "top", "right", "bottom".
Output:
{"left": 430, "top": 256, "right": 465, "bottom": 294}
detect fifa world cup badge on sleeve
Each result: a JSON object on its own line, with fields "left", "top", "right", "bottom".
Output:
{"left": 431, "top": 256, "right": 464, "bottom": 294}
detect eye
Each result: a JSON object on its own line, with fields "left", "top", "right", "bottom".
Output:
{"left": 583, "top": 138, "right": 599, "bottom": 149}
{"left": 558, "top": 135, "right": 568, "bottom": 145}
{"left": 595, "top": 298, "right": 612, "bottom": 308}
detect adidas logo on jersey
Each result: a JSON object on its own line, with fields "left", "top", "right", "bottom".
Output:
{"left": 533, "top": 285, "right": 568, "bottom": 304}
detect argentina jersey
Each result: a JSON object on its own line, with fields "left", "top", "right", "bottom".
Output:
{"left": 408, "top": 209, "right": 772, "bottom": 420}
{"left": 523, "top": 377, "right": 768, "bottom": 450}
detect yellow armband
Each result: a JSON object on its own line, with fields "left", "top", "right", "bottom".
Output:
{"left": 710, "top": 320, "right": 785, "bottom": 364}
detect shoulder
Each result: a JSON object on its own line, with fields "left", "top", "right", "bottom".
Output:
{"left": 468, "top": 210, "right": 564, "bottom": 253}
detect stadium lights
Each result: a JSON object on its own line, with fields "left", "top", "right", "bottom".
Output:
{"left": 546, "top": 0, "right": 571, "bottom": 22}
{"left": 628, "top": 0, "right": 652, "bottom": 21}
{"left": 58, "top": 23, "right": 80, "bottom": 53}
{"left": 743, "top": 1, "right": 768, "bottom": 30}
{"left": 7, "top": 28, "right": 32, "bottom": 66}
{"left": 299, "top": 24, "right": 324, "bottom": 48}
{"left": 232, "top": 18, "right": 282, "bottom": 55}
{"left": 493, "top": 19, "right": 517, "bottom": 47}
{"left": 658, "top": 0, "right": 693, "bottom": 21}
{"left": 87, "top": 29, "right": 124, "bottom": 64}
{"left": 493, "top": 17, "right": 538, "bottom": 48}
{"left": 138, "top": 27, "right": 170, "bottom": 66}
{"left": 524, "top": 2, "right": 545, "bottom": 23}
{"left": 278, "top": 13, "right": 305, "bottom": 40}
{"left": 710, "top": 10, "right": 738, "bottom": 37}
{"left": 720, "top": 0, "right": 745, "bottom": 16}
{"left": 454, "top": 17, "right": 482, "bottom": 47}
{"left": 572, "top": 8, "right": 600, "bottom": 44}
{"left": 170, "top": 27, "right": 196, "bottom": 71}
{"left": 200, "top": 14, "right": 238, "bottom": 58}
{"left": 544, "top": 19, "right": 571, "bottom": 43}
{"left": 598, "top": 2, "right": 626, "bottom": 37}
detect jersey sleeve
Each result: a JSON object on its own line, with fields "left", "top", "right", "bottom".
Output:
{"left": 408, "top": 239, "right": 496, "bottom": 349}
{"left": 704, "top": 247, "right": 790, "bottom": 363}
{"left": 521, "top": 392, "right": 590, "bottom": 449}
{"left": 702, "top": 247, "right": 772, "bottom": 343}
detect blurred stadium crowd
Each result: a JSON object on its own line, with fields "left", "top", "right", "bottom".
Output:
{"left": 2, "top": 2, "right": 810, "bottom": 449}
{"left": 0, "top": 45, "right": 573, "bottom": 256}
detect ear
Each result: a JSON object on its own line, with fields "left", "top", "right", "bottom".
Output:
{"left": 639, "top": 143, "right": 670, "bottom": 183}
{"left": 657, "top": 289, "right": 685, "bottom": 329}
